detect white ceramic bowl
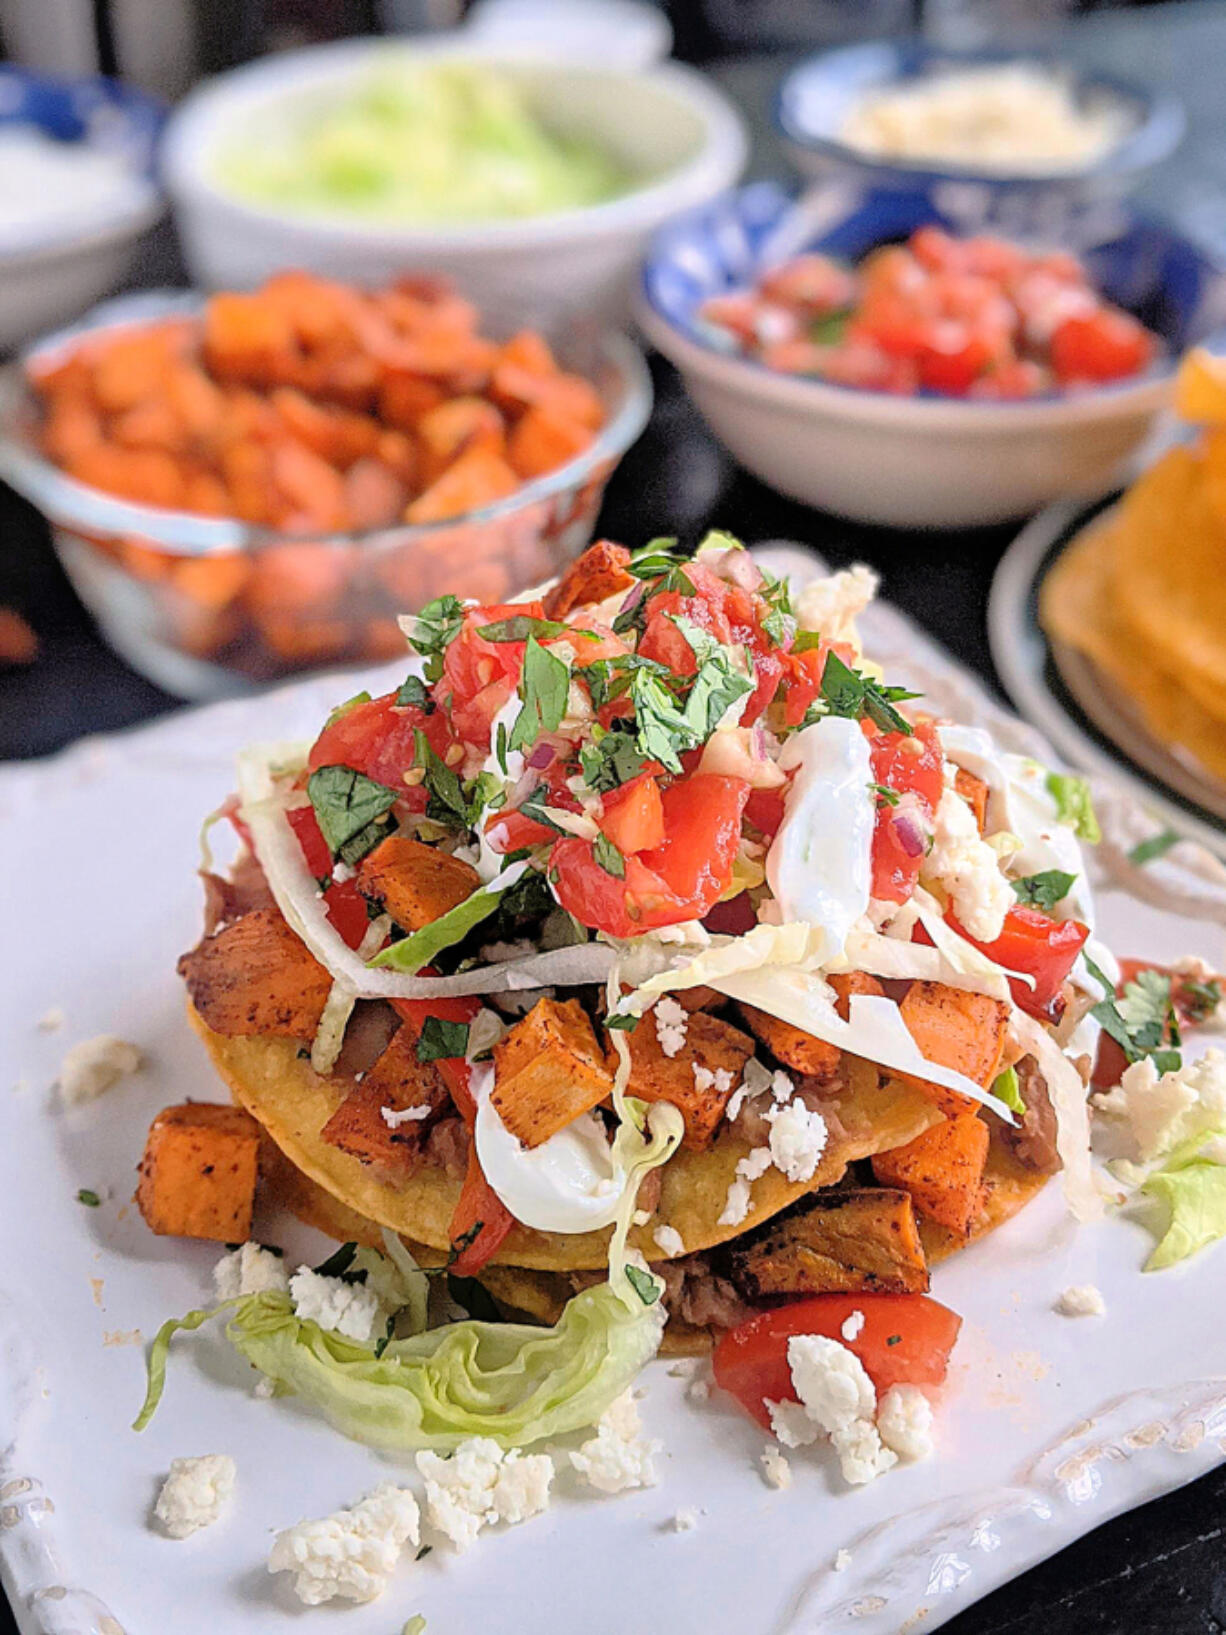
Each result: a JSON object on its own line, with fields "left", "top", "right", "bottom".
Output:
{"left": 162, "top": 39, "right": 746, "bottom": 325}
{"left": 638, "top": 183, "right": 1226, "bottom": 530}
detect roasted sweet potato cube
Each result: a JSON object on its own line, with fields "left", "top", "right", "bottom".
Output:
{"left": 725, "top": 1187, "right": 930, "bottom": 1300}
{"left": 491, "top": 998, "right": 614, "bottom": 1148}
{"left": 624, "top": 1009, "right": 755, "bottom": 1150}
{"left": 506, "top": 403, "right": 592, "bottom": 480}
{"left": 872, "top": 1113, "right": 990, "bottom": 1236}
{"left": 356, "top": 836, "right": 480, "bottom": 933}
{"left": 136, "top": 1102, "right": 260, "bottom": 1242}
{"left": 543, "top": 540, "right": 633, "bottom": 618}
{"left": 178, "top": 908, "right": 333, "bottom": 1038}
{"left": 898, "top": 981, "right": 1009, "bottom": 1117}
{"left": 955, "top": 768, "right": 990, "bottom": 834}
{"left": 828, "top": 970, "right": 885, "bottom": 1019}
{"left": 739, "top": 1003, "right": 840, "bottom": 1082}
{"left": 403, "top": 445, "right": 520, "bottom": 525}
{"left": 321, "top": 1029, "right": 449, "bottom": 1178}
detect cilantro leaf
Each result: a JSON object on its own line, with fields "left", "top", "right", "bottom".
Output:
{"left": 324, "top": 690, "right": 371, "bottom": 728}
{"left": 312, "top": 1241, "right": 358, "bottom": 1278}
{"left": 593, "top": 831, "right": 626, "bottom": 879}
{"left": 627, "top": 667, "right": 692, "bottom": 773}
{"left": 307, "top": 765, "right": 399, "bottom": 864}
{"left": 1181, "top": 978, "right": 1222, "bottom": 1025}
{"left": 416, "top": 1016, "right": 470, "bottom": 1063}
{"left": 77, "top": 1188, "right": 101, "bottom": 1207}
{"left": 394, "top": 674, "right": 431, "bottom": 710}
{"left": 819, "top": 651, "right": 920, "bottom": 734}
{"left": 579, "top": 728, "right": 647, "bottom": 794}
{"left": 810, "top": 310, "right": 851, "bottom": 346}
{"left": 508, "top": 638, "right": 570, "bottom": 755}
{"left": 1085, "top": 956, "right": 1182, "bottom": 1073}
{"left": 516, "top": 784, "right": 571, "bottom": 836}
{"left": 669, "top": 617, "right": 754, "bottom": 738}
{"left": 413, "top": 729, "right": 467, "bottom": 826}
{"left": 1046, "top": 772, "right": 1101, "bottom": 843}
{"left": 869, "top": 782, "right": 900, "bottom": 807}
{"left": 1128, "top": 828, "right": 1180, "bottom": 866}
{"left": 604, "top": 1012, "right": 640, "bottom": 1032}
{"left": 1011, "top": 869, "right": 1077, "bottom": 914}
{"left": 477, "top": 615, "right": 569, "bottom": 643}
{"left": 406, "top": 595, "right": 466, "bottom": 682}
{"left": 758, "top": 566, "right": 794, "bottom": 648}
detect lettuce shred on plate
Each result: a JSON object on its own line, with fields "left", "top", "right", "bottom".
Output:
{"left": 218, "top": 61, "right": 634, "bottom": 223}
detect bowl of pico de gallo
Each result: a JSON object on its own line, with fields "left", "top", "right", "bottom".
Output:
{"left": 637, "top": 182, "right": 1226, "bottom": 528}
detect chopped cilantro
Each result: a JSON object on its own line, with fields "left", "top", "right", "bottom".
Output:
{"left": 312, "top": 1242, "right": 358, "bottom": 1278}
{"left": 394, "top": 674, "right": 431, "bottom": 710}
{"left": 579, "top": 727, "right": 648, "bottom": 794}
{"left": 1128, "top": 828, "right": 1180, "bottom": 866}
{"left": 818, "top": 651, "right": 920, "bottom": 734}
{"left": 625, "top": 538, "right": 694, "bottom": 594}
{"left": 593, "top": 831, "right": 626, "bottom": 879}
{"left": 413, "top": 729, "right": 467, "bottom": 826}
{"left": 791, "top": 629, "right": 826, "bottom": 656}
{"left": 373, "top": 1314, "right": 395, "bottom": 1359}
{"left": 517, "top": 784, "right": 571, "bottom": 835}
{"left": 886, "top": 1334, "right": 901, "bottom": 1346}
{"left": 811, "top": 310, "right": 851, "bottom": 346}
{"left": 495, "top": 719, "right": 509, "bottom": 776}
{"left": 1085, "top": 956, "right": 1181, "bottom": 1073}
{"left": 416, "top": 1016, "right": 470, "bottom": 1063}
{"left": 604, "top": 1011, "right": 641, "bottom": 1032}
{"left": 445, "top": 1220, "right": 484, "bottom": 1266}
{"left": 1181, "top": 978, "right": 1222, "bottom": 1025}
{"left": 324, "top": 690, "right": 371, "bottom": 728}
{"left": 669, "top": 615, "right": 754, "bottom": 736}
{"left": 1046, "top": 772, "right": 1101, "bottom": 843}
{"left": 307, "top": 765, "right": 399, "bottom": 865}
{"left": 1011, "top": 869, "right": 1077, "bottom": 914}
{"left": 627, "top": 666, "right": 693, "bottom": 773}
{"left": 869, "top": 782, "right": 900, "bottom": 807}
{"left": 477, "top": 614, "right": 568, "bottom": 643}
{"left": 758, "top": 566, "right": 794, "bottom": 648}
{"left": 624, "top": 1263, "right": 660, "bottom": 1306}
{"left": 76, "top": 1188, "right": 101, "bottom": 1207}
{"left": 508, "top": 637, "right": 570, "bottom": 754}
{"left": 406, "top": 595, "right": 466, "bottom": 683}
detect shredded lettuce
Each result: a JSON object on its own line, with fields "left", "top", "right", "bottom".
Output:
{"left": 367, "top": 862, "right": 527, "bottom": 974}
{"left": 1141, "top": 1126, "right": 1226, "bottom": 1270}
{"left": 1045, "top": 772, "right": 1101, "bottom": 843}
{"left": 991, "top": 1065, "right": 1024, "bottom": 1115}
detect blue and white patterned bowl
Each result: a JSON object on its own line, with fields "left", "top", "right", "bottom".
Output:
{"left": 0, "top": 67, "right": 164, "bottom": 349}
{"left": 637, "top": 182, "right": 1226, "bottom": 528}
{"left": 776, "top": 42, "right": 1185, "bottom": 235}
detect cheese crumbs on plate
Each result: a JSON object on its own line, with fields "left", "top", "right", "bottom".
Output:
{"left": 268, "top": 1483, "right": 420, "bottom": 1605}
{"left": 415, "top": 1438, "right": 552, "bottom": 1551}
{"left": 57, "top": 1035, "right": 142, "bottom": 1105}
{"left": 760, "top": 1444, "right": 792, "bottom": 1490}
{"left": 1055, "top": 1284, "right": 1107, "bottom": 1317}
{"left": 569, "top": 1391, "right": 661, "bottom": 1494}
{"left": 154, "top": 1454, "right": 236, "bottom": 1539}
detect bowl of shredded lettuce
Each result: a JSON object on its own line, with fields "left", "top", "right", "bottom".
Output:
{"left": 164, "top": 42, "right": 746, "bottom": 324}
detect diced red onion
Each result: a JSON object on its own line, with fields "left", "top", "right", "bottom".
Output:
{"left": 892, "top": 811, "right": 927, "bottom": 858}
{"left": 527, "top": 742, "right": 555, "bottom": 770}
{"left": 706, "top": 547, "right": 763, "bottom": 592}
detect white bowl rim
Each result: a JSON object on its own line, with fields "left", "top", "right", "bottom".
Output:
{"left": 0, "top": 290, "right": 653, "bottom": 556}
{"left": 0, "top": 182, "right": 162, "bottom": 270}
{"left": 161, "top": 40, "right": 748, "bottom": 251}
{"left": 635, "top": 287, "right": 1173, "bottom": 431}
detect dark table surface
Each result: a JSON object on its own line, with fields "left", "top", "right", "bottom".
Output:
{"left": 4, "top": 5, "right": 1226, "bottom": 1632}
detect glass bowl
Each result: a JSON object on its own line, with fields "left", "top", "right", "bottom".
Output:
{"left": 0, "top": 291, "right": 652, "bottom": 700}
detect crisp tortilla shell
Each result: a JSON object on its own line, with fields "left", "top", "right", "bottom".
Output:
{"left": 190, "top": 1002, "right": 942, "bottom": 1272}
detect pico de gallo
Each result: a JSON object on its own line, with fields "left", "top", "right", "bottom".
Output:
{"left": 699, "top": 225, "right": 1158, "bottom": 398}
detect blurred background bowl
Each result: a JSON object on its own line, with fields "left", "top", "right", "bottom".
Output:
{"left": 162, "top": 39, "right": 747, "bottom": 325}
{"left": 638, "top": 181, "right": 1226, "bottom": 528}
{"left": 0, "top": 291, "right": 652, "bottom": 699}
{"left": 777, "top": 42, "right": 1186, "bottom": 239}
{"left": 0, "top": 66, "right": 163, "bottom": 350}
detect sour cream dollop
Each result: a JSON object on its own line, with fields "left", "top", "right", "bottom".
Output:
{"left": 765, "top": 716, "right": 874, "bottom": 961}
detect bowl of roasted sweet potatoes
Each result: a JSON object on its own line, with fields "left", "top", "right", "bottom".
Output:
{"left": 0, "top": 273, "right": 650, "bottom": 698}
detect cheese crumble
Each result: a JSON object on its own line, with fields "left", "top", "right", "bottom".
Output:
{"left": 1055, "top": 1284, "right": 1107, "bottom": 1317}
{"left": 154, "top": 1454, "right": 236, "bottom": 1538}
{"left": 569, "top": 1391, "right": 660, "bottom": 1494}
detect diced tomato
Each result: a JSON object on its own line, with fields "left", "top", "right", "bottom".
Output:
{"left": 916, "top": 322, "right": 1006, "bottom": 395}
{"left": 758, "top": 253, "right": 856, "bottom": 317}
{"left": 308, "top": 690, "right": 449, "bottom": 806}
{"left": 1092, "top": 959, "right": 1222, "bottom": 1088}
{"left": 868, "top": 718, "right": 944, "bottom": 903}
{"left": 287, "top": 801, "right": 331, "bottom": 878}
{"left": 742, "top": 645, "right": 785, "bottom": 725}
{"left": 486, "top": 808, "right": 557, "bottom": 853}
{"left": 286, "top": 801, "right": 371, "bottom": 948}
{"left": 552, "top": 773, "right": 749, "bottom": 936}
{"left": 392, "top": 993, "right": 513, "bottom": 1272}
{"left": 744, "top": 785, "right": 786, "bottom": 838}
{"left": 779, "top": 644, "right": 831, "bottom": 729}
{"left": 699, "top": 292, "right": 766, "bottom": 348}
{"left": 437, "top": 601, "right": 546, "bottom": 749}
{"left": 1050, "top": 307, "right": 1155, "bottom": 384}
{"left": 713, "top": 1294, "right": 962, "bottom": 1431}
{"left": 637, "top": 563, "right": 735, "bottom": 678}
{"left": 949, "top": 904, "right": 1089, "bottom": 1021}
{"left": 599, "top": 773, "right": 665, "bottom": 855}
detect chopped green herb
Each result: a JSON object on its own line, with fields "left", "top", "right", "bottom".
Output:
{"left": 414, "top": 1547, "right": 433, "bottom": 1564}
{"left": 1046, "top": 772, "right": 1101, "bottom": 843}
{"left": 312, "top": 1242, "right": 358, "bottom": 1278}
{"left": 1181, "top": 978, "right": 1222, "bottom": 1025}
{"left": 445, "top": 1220, "right": 484, "bottom": 1266}
{"left": 407, "top": 595, "right": 465, "bottom": 682}
{"left": 818, "top": 651, "right": 920, "bottom": 735}
{"left": 605, "top": 1011, "right": 640, "bottom": 1032}
{"left": 810, "top": 310, "right": 851, "bottom": 346}
{"left": 670, "top": 616, "right": 754, "bottom": 737}
{"left": 373, "top": 1314, "right": 396, "bottom": 1359}
{"left": 416, "top": 1016, "right": 470, "bottom": 1063}
{"left": 76, "top": 1188, "right": 101, "bottom": 1207}
{"left": 624, "top": 1263, "right": 660, "bottom": 1306}
{"left": 758, "top": 566, "right": 794, "bottom": 648}
{"left": 413, "top": 729, "right": 467, "bottom": 826}
{"left": 508, "top": 637, "right": 570, "bottom": 754}
{"left": 791, "top": 629, "right": 826, "bottom": 656}
{"left": 495, "top": 720, "right": 509, "bottom": 776}
{"left": 307, "top": 765, "right": 399, "bottom": 865}
{"left": 477, "top": 615, "right": 569, "bottom": 643}
{"left": 627, "top": 666, "right": 693, "bottom": 773}
{"left": 579, "top": 727, "right": 648, "bottom": 794}
{"left": 518, "top": 784, "right": 571, "bottom": 835}
{"left": 593, "top": 831, "right": 626, "bottom": 879}
{"left": 625, "top": 537, "right": 694, "bottom": 596}
{"left": 869, "top": 782, "right": 900, "bottom": 807}
{"left": 1011, "top": 869, "right": 1077, "bottom": 914}
{"left": 1085, "top": 956, "right": 1181, "bottom": 1074}
{"left": 1128, "top": 828, "right": 1180, "bottom": 866}
{"left": 886, "top": 1334, "right": 901, "bottom": 1346}
{"left": 324, "top": 690, "right": 371, "bottom": 728}
{"left": 394, "top": 674, "right": 431, "bottom": 710}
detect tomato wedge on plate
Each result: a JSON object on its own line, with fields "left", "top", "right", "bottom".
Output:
{"left": 712, "top": 1293, "right": 962, "bottom": 1431}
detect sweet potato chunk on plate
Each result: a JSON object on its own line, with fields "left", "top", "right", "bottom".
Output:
{"left": 491, "top": 997, "right": 614, "bottom": 1148}
{"left": 726, "top": 1187, "right": 930, "bottom": 1300}
{"left": 543, "top": 539, "right": 632, "bottom": 618}
{"left": 177, "top": 907, "right": 332, "bottom": 1039}
{"left": 738, "top": 1002, "right": 840, "bottom": 1082}
{"left": 321, "top": 1028, "right": 450, "bottom": 1179}
{"left": 136, "top": 1102, "right": 260, "bottom": 1242}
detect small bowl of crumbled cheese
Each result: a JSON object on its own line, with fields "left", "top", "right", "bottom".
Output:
{"left": 777, "top": 43, "right": 1184, "bottom": 237}
{"left": 0, "top": 67, "right": 163, "bottom": 350}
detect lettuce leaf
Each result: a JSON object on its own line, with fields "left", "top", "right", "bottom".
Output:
{"left": 138, "top": 1282, "right": 663, "bottom": 1452}
{"left": 367, "top": 862, "right": 526, "bottom": 974}
{"left": 1141, "top": 1162, "right": 1226, "bottom": 1270}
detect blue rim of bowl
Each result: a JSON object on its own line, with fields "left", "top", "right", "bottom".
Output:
{"left": 638, "top": 181, "right": 1226, "bottom": 414}
{"left": 774, "top": 41, "right": 1186, "bottom": 191}
{"left": 0, "top": 291, "right": 652, "bottom": 557}
{"left": 0, "top": 63, "right": 165, "bottom": 177}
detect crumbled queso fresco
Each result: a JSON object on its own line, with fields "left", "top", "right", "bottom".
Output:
{"left": 719, "top": 1086, "right": 829, "bottom": 1227}
{"left": 1056, "top": 1284, "right": 1107, "bottom": 1318}
{"left": 213, "top": 1242, "right": 288, "bottom": 1301}
{"left": 288, "top": 1266, "right": 380, "bottom": 1343}
{"left": 415, "top": 1438, "right": 552, "bottom": 1551}
{"left": 653, "top": 997, "right": 689, "bottom": 1057}
{"left": 268, "top": 1483, "right": 420, "bottom": 1605}
{"left": 154, "top": 1454, "right": 236, "bottom": 1539}
{"left": 57, "top": 1035, "right": 142, "bottom": 1106}
{"left": 569, "top": 1391, "right": 660, "bottom": 1493}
